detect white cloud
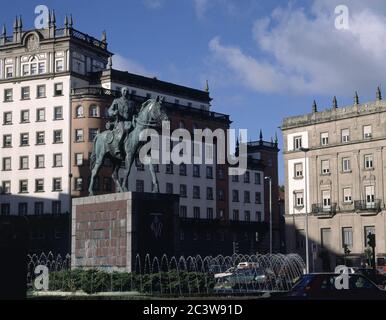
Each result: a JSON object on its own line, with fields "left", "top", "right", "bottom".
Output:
{"left": 208, "top": 1, "right": 386, "bottom": 95}
{"left": 112, "top": 54, "right": 154, "bottom": 77}
{"left": 142, "top": 0, "right": 163, "bottom": 9}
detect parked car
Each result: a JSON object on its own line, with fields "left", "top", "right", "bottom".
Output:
{"left": 214, "top": 267, "right": 236, "bottom": 279}
{"left": 288, "top": 273, "right": 386, "bottom": 300}
{"left": 355, "top": 268, "right": 386, "bottom": 289}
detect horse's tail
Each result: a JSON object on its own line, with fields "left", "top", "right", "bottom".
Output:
{"left": 90, "top": 137, "right": 98, "bottom": 170}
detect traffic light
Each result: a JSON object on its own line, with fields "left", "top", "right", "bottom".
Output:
{"left": 367, "top": 233, "right": 376, "bottom": 249}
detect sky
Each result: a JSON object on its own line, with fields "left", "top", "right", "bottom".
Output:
{"left": 3, "top": 0, "right": 386, "bottom": 184}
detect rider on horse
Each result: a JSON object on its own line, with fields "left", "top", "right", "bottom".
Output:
{"left": 107, "top": 87, "right": 136, "bottom": 157}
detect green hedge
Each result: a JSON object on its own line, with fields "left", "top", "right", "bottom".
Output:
{"left": 48, "top": 269, "right": 215, "bottom": 295}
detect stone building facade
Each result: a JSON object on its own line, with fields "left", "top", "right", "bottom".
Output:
{"left": 282, "top": 94, "right": 386, "bottom": 270}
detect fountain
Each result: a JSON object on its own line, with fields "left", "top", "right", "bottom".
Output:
{"left": 27, "top": 252, "right": 305, "bottom": 296}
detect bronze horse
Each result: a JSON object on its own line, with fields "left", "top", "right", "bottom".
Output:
{"left": 88, "top": 97, "right": 168, "bottom": 196}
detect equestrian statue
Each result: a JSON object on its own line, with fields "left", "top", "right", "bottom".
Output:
{"left": 88, "top": 87, "right": 168, "bottom": 196}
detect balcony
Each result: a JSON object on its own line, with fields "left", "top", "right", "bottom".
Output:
{"left": 311, "top": 203, "right": 337, "bottom": 218}
{"left": 354, "top": 200, "right": 382, "bottom": 215}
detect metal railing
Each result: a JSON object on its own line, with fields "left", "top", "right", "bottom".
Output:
{"left": 354, "top": 200, "right": 382, "bottom": 212}
{"left": 311, "top": 203, "right": 337, "bottom": 215}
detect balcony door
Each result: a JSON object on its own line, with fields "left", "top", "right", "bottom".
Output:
{"left": 322, "top": 190, "right": 331, "bottom": 211}
{"left": 365, "top": 186, "right": 375, "bottom": 209}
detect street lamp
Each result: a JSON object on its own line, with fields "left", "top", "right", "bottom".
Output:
{"left": 300, "top": 147, "right": 310, "bottom": 274}
{"left": 264, "top": 176, "right": 272, "bottom": 255}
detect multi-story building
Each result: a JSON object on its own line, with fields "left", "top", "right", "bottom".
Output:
{"left": 0, "top": 13, "right": 280, "bottom": 256}
{"left": 282, "top": 92, "right": 386, "bottom": 270}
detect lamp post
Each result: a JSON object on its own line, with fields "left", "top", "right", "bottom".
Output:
{"left": 300, "top": 147, "right": 310, "bottom": 274}
{"left": 265, "top": 176, "right": 272, "bottom": 255}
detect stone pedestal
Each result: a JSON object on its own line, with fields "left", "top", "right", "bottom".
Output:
{"left": 71, "top": 192, "right": 179, "bottom": 272}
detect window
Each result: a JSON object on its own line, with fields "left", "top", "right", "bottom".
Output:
{"left": 19, "top": 180, "right": 28, "bottom": 193}
{"left": 166, "top": 164, "right": 173, "bottom": 174}
{"left": 245, "top": 211, "right": 251, "bottom": 222}
{"left": 18, "top": 203, "right": 28, "bottom": 216}
{"left": 37, "top": 85, "right": 46, "bottom": 98}
{"left": 54, "top": 106, "right": 63, "bottom": 120}
{"left": 364, "top": 154, "right": 373, "bottom": 169}
{"left": 53, "top": 154, "right": 62, "bottom": 167}
{"left": 136, "top": 179, "right": 144, "bottom": 192}
{"left": 232, "top": 175, "right": 239, "bottom": 182}
{"left": 254, "top": 192, "right": 261, "bottom": 204}
{"left": 256, "top": 211, "right": 263, "bottom": 222}
{"left": 3, "top": 112, "right": 12, "bottom": 125}
{"left": 53, "top": 130, "right": 62, "bottom": 143}
{"left": 244, "top": 171, "right": 250, "bottom": 183}
{"left": 193, "top": 186, "right": 200, "bottom": 199}
{"left": 255, "top": 172, "right": 261, "bottom": 184}
{"left": 296, "top": 229, "right": 305, "bottom": 249}
{"left": 1, "top": 203, "right": 10, "bottom": 216}
{"left": 19, "top": 156, "right": 29, "bottom": 170}
{"left": 206, "top": 166, "right": 213, "bottom": 179}
{"left": 76, "top": 105, "right": 84, "bottom": 118}
{"left": 207, "top": 208, "right": 214, "bottom": 220}
{"left": 4, "top": 89, "right": 13, "bottom": 102}
{"left": 2, "top": 181, "right": 11, "bottom": 194}
{"left": 342, "top": 158, "right": 351, "bottom": 172}
{"left": 320, "top": 132, "right": 329, "bottom": 146}
{"left": 89, "top": 128, "right": 98, "bottom": 141}
{"left": 217, "top": 189, "right": 225, "bottom": 201}
{"left": 295, "top": 192, "right": 304, "bottom": 207}
{"left": 34, "top": 202, "right": 44, "bottom": 215}
{"left": 3, "top": 135, "right": 12, "bottom": 148}
{"left": 54, "top": 83, "right": 63, "bottom": 96}
{"left": 52, "top": 201, "right": 61, "bottom": 214}
{"left": 55, "top": 59, "right": 64, "bottom": 72}
{"left": 232, "top": 210, "right": 239, "bottom": 221}
{"left": 2, "top": 157, "right": 11, "bottom": 171}
{"left": 36, "top": 132, "right": 45, "bottom": 145}
{"left": 193, "top": 165, "right": 200, "bottom": 177}
{"left": 21, "top": 110, "right": 30, "bottom": 123}
{"left": 103, "top": 177, "right": 112, "bottom": 192}
{"left": 53, "top": 178, "right": 62, "bottom": 191}
{"left": 321, "top": 228, "right": 331, "bottom": 249}
{"left": 364, "top": 226, "right": 375, "bottom": 246}
{"left": 321, "top": 160, "right": 330, "bottom": 174}
{"left": 35, "top": 155, "right": 44, "bottom": 168}
{"left": 341, "top": 129, "right": 350, "bottom": 143}
{"left": 38, "top": 62, "right": 45, "bottom": 74}
{"left": 179, "top": 164, "right": 187, "bottom": 176}
{"left": 244, "top": 191, "right": 251, "bottom": 203}
{"left": 217, "top": 168, "right": 224, "bottom": 180}
{"left": 342, "top": 227, "right": 353, "bottom": 248}
{"left": 363, "top": 125, "right": 372, "bottom": 139}
{"left": 294, "top": 163, "right": 303, "bottom": 178}
{"left": 322, "top": 190, "right": 331, "bottom": 208}
{"left": 180, "top": 206, "right": 187, "bottom": 218}
{"left": 5, "top": 66, "right": 13, "bottom": 78}
{"left": 89, "top": 105, "right": 99, "bottom": 117}
{"left": 166, "top": 183, "right": 173, "bottom": 194}
{"left": 232, "top": 190, "right": 239, "bottom": 202}
{"left": 193, "top": 207, "right": 200, "bottom": 219}
{"left": 74, "top": 178, "right": 83, "bottom": 191}
{"left": 35, "top": 179, "right": 44, "bottom": 192}
{"left": 36, "top": 108, "right": 45, "bottom": 122}
{"left": 365, "top": 186, "right": 375, "bottom": 206}
{"left": 206, "top": 187, "right": 213, "bottom": 200}
{"left": 21, "top": 87, "right": 30, "bottom": 100}
{"left": 20, "top": 133, "right": 29, "bottom": 146}
{"left": 75, "top": 153, "right": 84, "bottom": 166}
{"left": 180, "top": 184, "right": 187, "bottom": 197}
{"left": 75, "top": 129, "right": 84, "bottom": 142}
{"left": 293, "top": 136, "right": 302, "bottom": 150}
{"left": 343, "top": 188, "right": 352, "bottom": 203}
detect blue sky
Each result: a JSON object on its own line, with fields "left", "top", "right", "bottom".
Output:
{"left": 3, "top": 0, "right": 386, "bottom": 184}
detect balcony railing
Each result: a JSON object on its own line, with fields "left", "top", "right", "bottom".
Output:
{"left": 354, "top": 200, "right": 382, "bottom": 212}
{"left": 312, "top": 203, "right": 337, "bottom": 215}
